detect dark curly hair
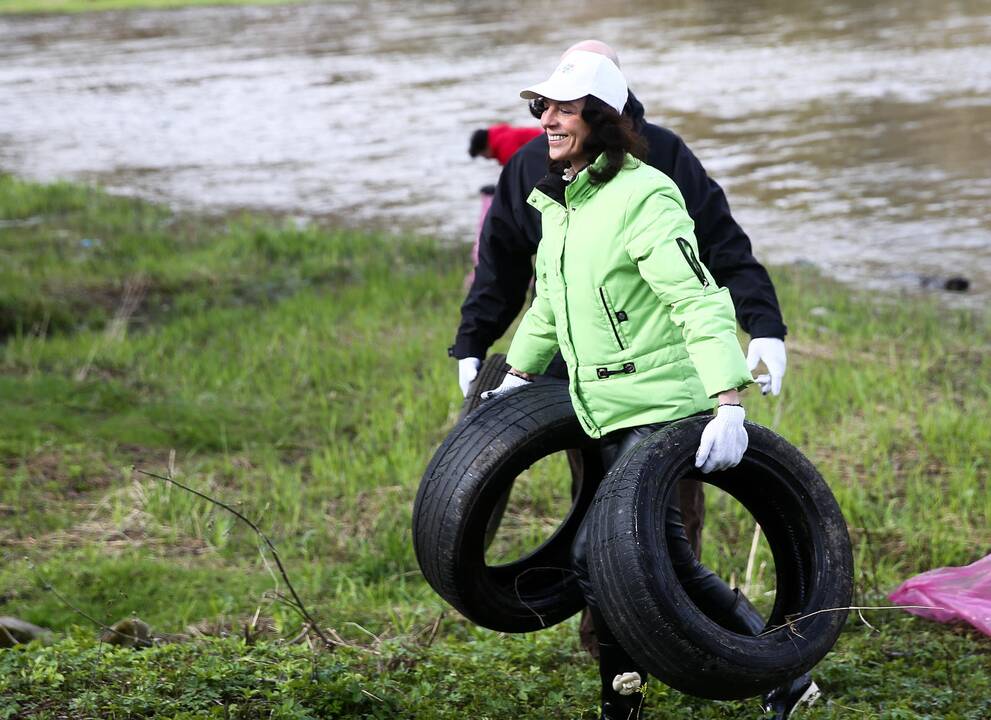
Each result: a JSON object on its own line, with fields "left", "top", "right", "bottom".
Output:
{"left": 528, "top": 93, "right": 646, "bottom": 185}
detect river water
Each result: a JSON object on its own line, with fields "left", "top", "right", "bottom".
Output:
{"left": 1, "top": 1, "right": 989, "bottom": 302}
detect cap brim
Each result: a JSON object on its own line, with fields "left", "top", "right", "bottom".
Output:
{"left": 519, "top": 79, "right": 584, "bottom": 103}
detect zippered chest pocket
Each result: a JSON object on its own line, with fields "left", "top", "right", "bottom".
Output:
{"left": 598, "top": 286, "right": 631, "bottom": 351}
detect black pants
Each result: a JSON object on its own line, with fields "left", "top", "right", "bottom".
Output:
{"left": 571, "top": 421, "right": 739, "bottom": 616}
{"left": 571, "top": 421, "right": 746, "bottom": 712}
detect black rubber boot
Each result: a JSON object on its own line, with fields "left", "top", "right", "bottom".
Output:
{"left": 589, "top": 606, "right": 646, "bottom": 720}
{"left": 760, "top": 673, "right": 820, "bottom": 719}
{"left": 600, "top": 697, "right": 643, "bottom": 720}
{"left": 719, "top": 587, "right": 766, "bottom": 635}
{"left": 716, "top": 590, "right": 822, "bottom": 718}
{"left": 598, "top": 640, "right": 645, "bottom": 720}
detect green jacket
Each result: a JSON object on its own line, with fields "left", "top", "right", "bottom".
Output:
{"left": 505, "top": 154, "right": 752, "bottom": 438}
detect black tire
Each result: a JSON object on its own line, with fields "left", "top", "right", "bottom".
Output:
{"left": 587, "top": 417, "right": 853, "bottom": 700}
{"left": 457, "top": 353, "right": 507, "bottom": 422}
{"left": 413, "top": 382, "right": 602, "bottom": 632}
{"left": 457, "top": 353, "right": 514, "bottom": 548}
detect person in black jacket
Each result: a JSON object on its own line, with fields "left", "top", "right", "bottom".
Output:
{"left": 451, "top": 41, "right": 815, "bottom": 720}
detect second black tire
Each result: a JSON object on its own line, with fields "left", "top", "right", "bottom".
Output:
{"left": 587, "top": 417, "right": 854, "bottom": 700}
{"left": 414, "top": 382, "right": 600, "bottom": 632}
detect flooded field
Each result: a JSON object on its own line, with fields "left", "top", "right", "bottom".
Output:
{"left": 1, "top": 0, "right": 989, "bottom": 301}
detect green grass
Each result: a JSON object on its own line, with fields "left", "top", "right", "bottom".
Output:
{"left": 0, "top": 0, "right": 303, "bottom": 14}
{"left": 1, "top": 174, "right": 989, "bottom": 718}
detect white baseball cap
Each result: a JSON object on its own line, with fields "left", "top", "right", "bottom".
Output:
{"left": 520, "top": 50, "right": 628, "bottom": 114}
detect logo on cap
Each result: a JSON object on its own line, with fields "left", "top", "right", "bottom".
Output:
{"left": 558, "top": 63, "right": 575, "bottom": 74}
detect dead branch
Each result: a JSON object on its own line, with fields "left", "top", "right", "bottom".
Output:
{"left": 27, "top": 562, "right": 149, "bottom": 646}
{"left": 424, "top": 612, "right": 444, "bottom": 648}
{"left": 758, "top": 604, "right": 946, "bottom": 637}
{"left": 134, "top": 465, "right": 337, "bottom": 650}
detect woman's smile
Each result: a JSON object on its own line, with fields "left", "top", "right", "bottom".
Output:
{"left": 540, "top": 97, "right": 590, "bottom": 168}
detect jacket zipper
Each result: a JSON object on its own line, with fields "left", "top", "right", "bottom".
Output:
{"left": 598, "top": 287, "right": 625, "bottom": 350}
{"left": 675, "top": 237, "right": 710, "bottom": 288}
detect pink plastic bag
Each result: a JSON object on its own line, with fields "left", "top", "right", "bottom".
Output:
{"left": 888, "top": 553, "right": 991, "bottom": 636}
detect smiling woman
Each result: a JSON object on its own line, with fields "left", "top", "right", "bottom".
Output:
{"left": 520, "top": 52, "right": 646, "bottom": 187}
{"left": 525, "top": 93, "right": 647, "bottom": 188}
{"left": 476, "top": 49, "right": 814, "bottom": 720}
{"left": 535, "top": 98, "right": 590, "bottom": 166}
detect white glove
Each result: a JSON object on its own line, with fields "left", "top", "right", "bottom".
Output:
{"left": 612, "top": 672, "right": 642, "bottom": 696}
{"left": 480, "top": 372, "right": 531, "bottom": 400}
{"left": 458, "top": 357, "right": 481, "bottom": 397}
{"left": 695, "top": 405, "right": 748, "bottom": 474}
{"left": 747, "top": 337, "right": 787, "bottom": 396}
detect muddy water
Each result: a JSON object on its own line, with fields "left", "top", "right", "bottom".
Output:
{"left": 1, "top": 1, "right": 990, "bottom": 302}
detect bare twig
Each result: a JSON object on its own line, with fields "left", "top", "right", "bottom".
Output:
{"left": 264, "top": 589, "right": 317, "bottom": 627}
{"left": 76, "top": 276, "right": 147, "bottom": 382}
{"left": 27, "top": 562, "right": 148, "bottom": 646}
{"left": 345, "top": 621, "right": 383, "bottom": 644}
{"left": 286, "top": 623, "right": 312, "bottom": 645}
{"left": 243, "top": 606, "right": 264, "bottom": 644}
{"left": 257, "top": 546, "right": 282, "bottom": 592}
{"left": 758, "top": 604, "right": 945, "bottom": 637}
{"left": 264, "top": 592, "right": 360, "bottom": 652}
{"left": 514, "top": 565, "right": 576, "bottom": 627}
{"left": 828, "top": 702, "right": 874, "bottom": 716}
{"left": 742, "top": 523, "right": 762, "bottom": 597}
{"left": 0, "top": 626, "right": 18, "bottom": 646}
{"left": 424, "top": 612, "right": 444, "bottom": 648}
{"left": 134, "top": 465, "right": 337, "bottom": 650}
{"left": 856, "top": 608, "right": 878, "bottom": 633}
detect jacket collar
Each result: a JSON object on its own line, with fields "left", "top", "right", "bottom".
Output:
{"left": 533, "top": 171, "right": 568, "bottom": 208}
{"left": 529, "top": 152, "right": 613, "bottom": 211}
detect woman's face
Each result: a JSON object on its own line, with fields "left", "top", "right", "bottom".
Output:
{"left": 540, "top": 97, "right": 590, "bottom": 167}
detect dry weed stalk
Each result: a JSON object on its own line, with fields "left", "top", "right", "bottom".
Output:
{"left": 134, "top": 463, "right": 347, "bottom": 651}
{"left": 759, "top": 604, "right": 946, "bottom": 638}
{"left": 741, "top": 523, "right": 762, "bottom": 597}
{"left": 76, "top": 276, "right": 147, "bottom": 382}
{"left": 28, "top": 562, "right": 150, "bottom": 646}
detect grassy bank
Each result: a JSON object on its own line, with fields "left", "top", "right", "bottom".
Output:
{"left": 0, "top": 0, "right": 300, "bottom": 15}
{"left": 1, "top": 175, "right": 989, "bottom": 718}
